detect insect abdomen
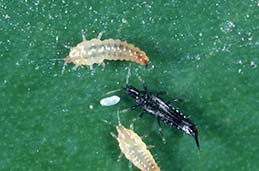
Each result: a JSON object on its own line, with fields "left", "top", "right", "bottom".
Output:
{"left": 123, "top": 146, "right": 160, "bottom": 171}
{"left": 80, "top": 39, "right": 149, "bottom": 65}
{"left": 117, "top": 125, "right": 160, "bottom": 171}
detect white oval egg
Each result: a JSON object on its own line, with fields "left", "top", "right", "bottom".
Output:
{"left": 100, "top": 95, "right": 120, "bottom": 106}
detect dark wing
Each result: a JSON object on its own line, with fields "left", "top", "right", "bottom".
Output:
{"left": 151, "top": 95, "right": 186, "bottom": 127}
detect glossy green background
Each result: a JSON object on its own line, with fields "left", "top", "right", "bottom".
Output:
{"left": 1, "top": 0, "right": 259, "bottom": 170}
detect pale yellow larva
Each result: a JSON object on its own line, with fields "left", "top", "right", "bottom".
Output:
{"left": 64, "top": 32, "right": 149, "bottom": 69}
{"left": 114, "top": 124, "right": 160, "bottom": 171}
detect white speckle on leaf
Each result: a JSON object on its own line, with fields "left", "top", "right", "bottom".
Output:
{"left": 250, "top": 61, "right": 257, "bottom": 68}
{"left": 34, "top": 0, "right": 40, "bottom": 6}
{"left": 237, "top": 60, "right": 243, "bottom": 64}
{"left": 195, "top": 55, "right": 201, "bottom": 60}
{"left": 121, "top": 18, "right": 127, "bottom": 24}
{"left": 3, "top": 80, "right": 7, "bottom": 85}
{"left": 100, "top": 95, "right": 120, "bottom": 106}
{"left": 62, "top": 108, "right": 68, "bottom": 112}
{"left": 220, "top": 20, "right": 235, "bottom": 33}
{"left": 3, "top": 14, "right": 10, "bottom": 19}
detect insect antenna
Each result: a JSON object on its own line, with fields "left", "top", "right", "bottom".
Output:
{"left": 101, "top": 107, "right": 122, "bottom": 127}
{"left": 102, "top": 119, "right": 115, "bottom": 127}
{"left": 136, "top": 73, "right": 148, "bottom": 91}
{"left": 100, "top": 117, "right": 118, "bottom": 140}
{"left": 116, "top": 107, "right": 122, "bottom": 125}
{"left": 49, "top": 58, "right": 64, "bottom": 61}
{"left": 105, "top": 108, "right": 122, "bottom": 141}
{"left": 126, "top": 64, "right": 131, "bottom": 85}
{"left": 102, "top": 89, "right": 122, "bottom": 97}
{"left": 136, "top": 73, "right": 144, "bottom": 85}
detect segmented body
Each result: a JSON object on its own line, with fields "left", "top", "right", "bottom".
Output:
{"left": 116, "top": 124, "right": 160, "bottom": 171}
{"left": 125, "top": 84, "right": 200, "bottom": 149}
{"left": 65, "top": 38, "right": 149, "bottom": 67}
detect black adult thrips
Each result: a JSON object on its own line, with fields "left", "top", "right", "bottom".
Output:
{"left": 125, "top": 83, "right": 200, "bottom": 149}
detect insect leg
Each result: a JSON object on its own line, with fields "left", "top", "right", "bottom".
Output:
{"left": 166, "top": 99, "right": 185, "bottom": 107}
{"left": 157, "top": 91, "right": 166, "bottom": 97}
{"left": 110, "top": 132, "right": 118, "bottom": 139}
{"left": 61, "top": 62, "right": 67, "bottom": 74}
{"left": 172, "top": 98, "right": 185, "bottom": 103}
{"left": 157, "top": 117, "right": 166, "bottom": 144}
{"left": 139, "top": 111, "right": 145, "bottom": 118}
{"left": 87, "top": 65, "right": 93, "bottom": 70}
{"left": 143, "top": 82, "right": 148, "bottom": 92}
{"left": 126, "top": 65, "right": 131, "bottom": 85}
{"left": 117, "top": 152, "right": 123, "bottom": 162}
{"left": 111, "top": 135, "right": 122, "bottom": 161}
{"left": 81, "top": 30, "right": 86, "bottom": 41}
{"left": 147, "top": 145, "right": 155, "bottom": 149}
{"left": 64, "top": 45, "right": 72, "bottom": 49}
{"left": 128, "top": 161, "right": 133, "bottom": 171}
{"left": 102, "top": 62, "right": 105, "bottom": 68}
{"left": 130, "top": 104, "right": 142, "bottom": 110}
{"left": 101, "top": 119, "right": 116, "bottom": 127}
{"left": 72, "top": 65, "right": 79, "bottom": 71}
{"left": 97, "top": 31, "right": 106, "bottom": 40}
{"left": 97, "top": 62, "right": 106, "bottom": 71}
{"left": 129, "top": 123, "right": 134, "bottom": 130}
{"left": 131, "top": 111, "right": 145, "bottom": 123}
{"left": 121, "top": 104, "right": 141, "bottom": 113}
{"left": 141, "top": 134, "right": 149, "bottom": 139}
{"left": 136, "top": 74, "right": 147, "bottom": 91}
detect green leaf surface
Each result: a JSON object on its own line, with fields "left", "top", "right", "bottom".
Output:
{"left": 1, "top": 0, "right": 259, "bottom": 170}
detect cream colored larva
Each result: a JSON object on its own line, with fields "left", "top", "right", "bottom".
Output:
{"left": 114, "top": 124, "right": 160, "bottom": 171}
{"left": 63, "top": 32, "right": 149, "bottom": 71}
{"left": 110, "top": 111, "right": 160, "bottom": 171}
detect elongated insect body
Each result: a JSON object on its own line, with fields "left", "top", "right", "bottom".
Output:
{"left": 107, "top": 110, "right": 160, "bottom": 171}
{"left": 115, "top": 124, "right": 160, "bottom": 171}
{"left": 125, "top": 84, "right": 200, "bottom": 149}
{"left": 64, "top": 33, "right": 149, "bottom": 70}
